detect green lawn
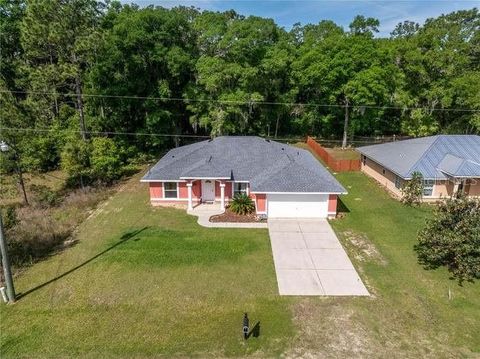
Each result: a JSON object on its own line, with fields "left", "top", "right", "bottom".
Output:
{"left": 325, "top": 147, "right": 360, "bottom": 160}
{"left": 1, "top": 168, "right": 479, "bottom": 357}
{"left": 0, "top": 175, "right": 293, "bottom": 357}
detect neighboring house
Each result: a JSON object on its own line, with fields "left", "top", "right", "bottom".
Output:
{"left": 357, "top": 135, "right": 480, "bottom": 200}
{"left": 141, "top": 136, "right": 346, "bottom": 218}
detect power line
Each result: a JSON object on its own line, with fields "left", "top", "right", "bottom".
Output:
{"left": 0, "top": 126, "right": 313, "bottom": 142}
{"left": 0, "top": 127, "right": 211, "bottom": 138}
{"left": 2, "top": 90, "right": 479, "bottom": 113}
{"left": 4, "top": 126, "right": 471, "bottom": 145}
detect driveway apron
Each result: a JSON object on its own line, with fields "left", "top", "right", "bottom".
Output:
{"left": 268, "top": 219, "right": 369, "bottom": 296}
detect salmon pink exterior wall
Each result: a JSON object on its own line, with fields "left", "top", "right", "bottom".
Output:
{"left": 178, "top": 182, "right": 188, "bottom": 198}
{"left": 225, "top": 182, "right": 233, "bottom": 201}
{"left": 214, "top": 181, "right": 234, "bottom": 201}
{"left": 149, "top": 181, "right": 201, "bottom": 205}
{"left": 149, "top": 183, "right": 163, "bottom": 198}
{"left": 254, "top": 194, "right": 266, "bottom": 213}
{"left": 328, "top": 194, "right": 337, "bottom": 216}
{"left": 192, "top": 180, "right": 202, "bottom": 201}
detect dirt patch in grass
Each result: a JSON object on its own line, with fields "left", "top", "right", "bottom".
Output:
{"left": 341, "top": 230, "right": 387, "bottom": 266}
{"left": 210, "top": 208, "right": 266, "bottom": 223}
{"left": 287, "top": 299, "right": 376, "bottom": 358}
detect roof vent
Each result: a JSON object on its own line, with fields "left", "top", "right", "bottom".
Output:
{"left": 265, "top": 138, "right": 270, "bottom": 142}
{"left": 281, "top": 147, "right": 285, "bottom": 150}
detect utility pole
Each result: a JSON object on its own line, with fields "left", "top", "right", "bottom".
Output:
{"left": 0, "top": 210, "right": 16, "bottom": 303}
{"left": 342, "top": 97, "right": 349, "bottom": 149}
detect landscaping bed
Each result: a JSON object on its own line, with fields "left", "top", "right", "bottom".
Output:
{"left": 209, "top": 208, "right": 266, "bottom": 223}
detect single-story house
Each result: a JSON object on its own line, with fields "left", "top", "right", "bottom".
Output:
{"left": 141, "top": 136, "right": 346, "bottom": 218}
{"left": 357, "top": 135, "right": 480, "bottom": 200}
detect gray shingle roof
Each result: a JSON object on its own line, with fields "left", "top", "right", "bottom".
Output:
{"left": 357, "top": 135, "right": 480, "bottom": 179}
{"left": 142, "top": 136, "right": 346, "bottom": 193}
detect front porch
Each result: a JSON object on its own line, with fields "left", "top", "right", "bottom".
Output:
{"left": 186, "top": 179, "right": 231, "bottom": 211}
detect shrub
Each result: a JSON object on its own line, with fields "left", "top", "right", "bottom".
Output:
{"left": 6, "top": 206, "right": 72, "bottom": 266}
{"left": 401, "top": 171, "right": 423, "bottom": 206}
{"left": 61, "top": 136, "right": 126, "bottom": 186}
{"left": 1, "top": 205, "right": 18, "bottom": 230}
{"left": 30, "top": 184, "right": 61, "bottom": 207}
{"left": 4, "top": 186, "right": 111, "bottom": 268}
{"left": 415, "top": 196, "right": 480, "bottom": 283}
{"left": 61, "top": 136, "right": 92, "bottom": 187}
{"left": 229, "top": 193, "right": 255, "bottom": 215}
{"left": 90, "top": 137, "right": 123, "bottom": 183}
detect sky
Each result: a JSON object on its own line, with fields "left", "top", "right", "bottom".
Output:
{"left": 122, "top": 0, "right": 479, "bottom": 37}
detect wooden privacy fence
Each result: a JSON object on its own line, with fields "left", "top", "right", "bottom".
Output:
{"left": 306, "top": 137, "right": 361, "bottom": 172}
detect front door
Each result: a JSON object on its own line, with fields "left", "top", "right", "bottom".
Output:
{"left": 202, "top": 180, "right": 215, "bottom": 202}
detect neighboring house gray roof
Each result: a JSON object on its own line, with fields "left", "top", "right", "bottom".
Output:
{"left": 357, "top": 135, "right": 480, "bottom": 179}
{"left": 142, "top": 136, "right": 346, "bottom": 193}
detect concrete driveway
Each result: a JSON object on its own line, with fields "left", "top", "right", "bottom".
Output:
{"left": 268, "top": 219, "right": 369, "bottom": 296}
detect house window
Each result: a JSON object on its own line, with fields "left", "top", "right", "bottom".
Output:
{"left": 233, "top": 182, "right": 248, "bottom": 196}
{"left": 164, "top": 182, "right": 178, "bottom": 198}
{"left": 362, "top": 155, "right": 367, "bottom": 165}
{"left": 395, "top": 176, "right": 402, "bottom": 189}
{"left": 382, "top": 168, "right": 386, "bottom": 175}
{"left": 423, "top": 179, "right": 434, "bottom": 197}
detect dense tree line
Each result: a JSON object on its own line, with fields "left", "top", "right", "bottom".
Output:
{"left": 0, "top": 1, "right": 479, "bottom": 183}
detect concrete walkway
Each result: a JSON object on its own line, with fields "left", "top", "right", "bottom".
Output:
{"left": 268, "top": 219, "right": 369, "bottom": 296}
{"left": 188, "top": 204, "right": 268, "bottom": 229}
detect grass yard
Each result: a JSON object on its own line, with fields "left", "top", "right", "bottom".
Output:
{"left": 0, "top": 173, "right": 293, "bottom": 357}
{"left": 1, "top": 160, "right": 479, "bottom": 357}
{"left": 325, "top": 147, "right": 360, "bottom": 160}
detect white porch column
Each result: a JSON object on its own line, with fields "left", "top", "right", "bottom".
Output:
{"left": 187, "top": 182, "right": 193, "bottom": 210}
{"left": 220, "top": 182, "right": 226, "bottom": 210}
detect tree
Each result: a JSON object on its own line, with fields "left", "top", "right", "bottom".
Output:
{"left": 189, "top": 13, "right": 280, "bottom": 136}
{"left": 390, "top": 21, "right": 420, "bottom": 39}
{"left": 0, "top": 82, "right": 30, "bottom": 204}
{"left": 401, "top": 171, "right": 423, "bottom": 206}
{"left": 349, "top": 15, "right": 380, "bottom": 37}
{"left": 1, "top": 2, "right": 478, "bottom": 171}
{"left": 88, "top": 4, "right": 198, "bottom": 150}
{"left": 292, "top": 18, "right": 402, "bottom": 140}
{"left": 90, "top": 137, "right": 123, "bottom": 183}
{"left": 0, "top": 0, "right": 25, "bottom": 90}
{"left": 60, "top": 135, "right": 91, "bottom": 187}
{"left": 415, "top": 196, "right": 480, "bottom": 283}
{"left": 21, "top": 0, "right": 102, "bottom": 140}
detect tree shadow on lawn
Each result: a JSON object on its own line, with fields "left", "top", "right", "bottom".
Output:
{"left": 16, "top": 227, "right": 150, "bottom": 300}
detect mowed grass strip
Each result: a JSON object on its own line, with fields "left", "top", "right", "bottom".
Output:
{"left": 0, "top": 174, "right": 293, "bottom": 358}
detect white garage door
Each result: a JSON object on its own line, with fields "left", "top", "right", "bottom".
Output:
{"left": 267, "top": 193, "right": 328, "bottom": 218}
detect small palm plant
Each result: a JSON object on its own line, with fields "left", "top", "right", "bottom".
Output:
{"left": 229, "top": 193, "right": 255, "bottom": 215}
